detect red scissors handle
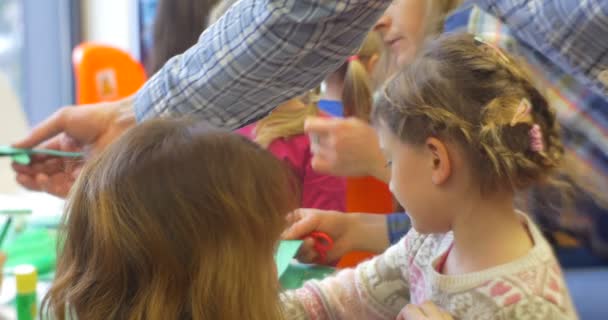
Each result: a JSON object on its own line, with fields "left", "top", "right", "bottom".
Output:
{"left": 306, "top": 231, "right": 334, "bottom": 264}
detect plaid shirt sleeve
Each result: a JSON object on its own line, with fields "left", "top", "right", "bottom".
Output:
{"left": 134, "top": 0, "right": 390, "bottom": 129}
{"left": 476, "top": 0, "right": 608, "bottom": 100}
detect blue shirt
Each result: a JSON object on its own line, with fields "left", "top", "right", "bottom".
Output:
{"left": 318, "top": 100, "right": 344, "bottom": 118}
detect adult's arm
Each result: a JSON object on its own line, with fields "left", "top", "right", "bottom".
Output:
{"left": 135, "top": 0, "right": 392, "bottom": 129}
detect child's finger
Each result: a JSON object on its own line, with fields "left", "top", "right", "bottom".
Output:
{"left": 417, "top": 301, "right": 453, "bottom": 320}
{"left": 285, "top": 210, "right": 302, "bottom": 227}
{"left": 400, "top": 304, "right": 426, "bottom": 319}
{"left": 295, "top": 238, "right": 318, "bottom": 263}
{"left": 310, "top": 154, "right": 333, "bottom": 174}
{"left": 281, "top": 212, "right": 321, "bottom": 240}
{"left": 304, "top": 117, "right": 339, "bottom": 135}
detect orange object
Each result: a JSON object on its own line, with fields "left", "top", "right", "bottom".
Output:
{"left": 337, "top": 176, "right": 394, "bottom": 268}
{"left": 72, "top": 43, "right": 147, "bottom": 104}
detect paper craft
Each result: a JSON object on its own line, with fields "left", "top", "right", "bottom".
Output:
{"left": 274, "top": 240, "right": 335, "bottom": 289}
{"left": 275, "top": 240, "right": 303, "bottom": 278}
{"left": 280, "top": 263, "right": 335, "bottom": 289}
{"left": 0, "top": 145, "right": 83, "bottom": 165}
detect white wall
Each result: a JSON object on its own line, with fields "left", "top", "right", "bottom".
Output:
{"left": 0, "top": 72, "right": 28, "bottom": 193}
{"left": 80, "top": 0, "right": 140, "bottom": 56}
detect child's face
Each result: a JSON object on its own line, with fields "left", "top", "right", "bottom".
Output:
{"left": 374, "top": 0, "right": 428, "bottom": 67}
{"left": 379, "top": 126, "right": 454, "bottom": 234}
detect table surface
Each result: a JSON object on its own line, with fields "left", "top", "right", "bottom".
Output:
{"left": 0, "top": 191, "right": 63, "bottom": 319}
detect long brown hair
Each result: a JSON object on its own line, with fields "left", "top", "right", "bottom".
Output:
{"left": 145, "top": 0, "right": 219, "bottom": 75}
{"left": 42, "top": 118, "right": 298, "bottom": 320}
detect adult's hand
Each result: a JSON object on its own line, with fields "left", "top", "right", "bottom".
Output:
{"left": 305, "top": 117, "right": 390, "bottom": 183}
{"left": 12, "top": 97, "right": 136, "bottom": 197}
{"left": 283, "top": 209, "right": 389, "bottom": 264}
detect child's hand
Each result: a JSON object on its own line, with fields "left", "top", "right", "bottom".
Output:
{"left": 397, "top": 302, "right": 453, "bottom": 320}
{"left": 283, "top": 209, "right": 355, "bottom": 264}
{"left": 283, "top": 209, "right": 389, "bottom": 264}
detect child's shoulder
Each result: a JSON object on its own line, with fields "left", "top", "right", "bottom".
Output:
{"left": 401, "top": 229, "right": 453, "bottom": 264}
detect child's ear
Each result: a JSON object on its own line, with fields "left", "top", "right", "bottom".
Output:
{"left": 425, "top": 137, "right": 451, "bottom": 185}
{"left": 366, "top": 54, "right": 380, "bottom": 74}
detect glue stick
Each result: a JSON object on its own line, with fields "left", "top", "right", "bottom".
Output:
{"left": 15, "top": 264, "right": 37, "bottom": 320}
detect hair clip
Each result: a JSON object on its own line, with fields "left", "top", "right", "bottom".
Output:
{"left": 473, "top": 35, "right": 510, "bottom": 63}
{"left": 511, "top": 98, "right": 532, "bottom": 126}
{"left": 529, "top": 124, "right": 544, "bottom": 152}
{"left": 347, "top": 55, "right": 360, "bottom": 63}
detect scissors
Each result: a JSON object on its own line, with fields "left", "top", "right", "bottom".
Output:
{"left": 303, "top": 231, "right": 334, "bottom": 265}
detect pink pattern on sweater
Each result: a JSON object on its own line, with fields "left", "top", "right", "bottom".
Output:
{"left": 490, "top": 282, "right": 512, "bottom": 296}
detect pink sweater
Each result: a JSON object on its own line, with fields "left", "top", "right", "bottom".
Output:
{"left": 238, "top": 124, "right": 346, "bottom": 211}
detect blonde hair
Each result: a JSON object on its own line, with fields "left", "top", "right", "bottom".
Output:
{"left": 42, "top": 118, "right": 298, "bottom": 320}
{"left": 343, "top": 31, "right": 383, "bottom": 121}
{"left": 254, "top": 93, "right": 319, "bottom": 148}
{"left": 374, "top": 33, "right": 564, "bottom": 193}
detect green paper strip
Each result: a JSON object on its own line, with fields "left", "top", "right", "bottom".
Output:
{"left": 0, "top": 145, "right": 83, "bottom": 165}
{"left": 274, "top": 240, "right": 303, "bottom": 278}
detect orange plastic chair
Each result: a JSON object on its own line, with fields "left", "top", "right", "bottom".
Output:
{"left": 72, "top": 43, "right": 147, "bottom": 105}
{"left": 337, "top": 176, "right": 394, "bottom": 268}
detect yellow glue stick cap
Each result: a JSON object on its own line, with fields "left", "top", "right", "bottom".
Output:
{"left": 15, "top": 264, "right": 37, "bottom": 294}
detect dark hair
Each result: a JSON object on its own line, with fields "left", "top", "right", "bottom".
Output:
{"left": 43, "top": 118, "right": 298, "bottom": 320}
{"left": 145, "top": 0, "right": 219, "bottom": 75}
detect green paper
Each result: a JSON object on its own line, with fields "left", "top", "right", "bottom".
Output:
{"left": 11, "top": 153, "right": 31, "bottom": 165}
{"left": 280, "top": 263, "right": 335, "bottom": 289}
{"left": 275, "top": 240, "right": 303, "bottom": 278}
{"left": 0, "top": 209, "right": 31, "bottom": 215}
{"left": 3, "top": 229, "right": 57, "bottom": 277}
{"left": 0, "top": 145, "right": 83, "bottom": 165}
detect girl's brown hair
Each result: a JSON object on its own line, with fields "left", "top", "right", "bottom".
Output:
{"left": 374, "top": 32, "right": 564, "bottom": 193}
{"left": 42, "top": 118, "right": 298, "bottom": 320}
{"left": 146, "top": 0, "right": 219, "bottom": 75}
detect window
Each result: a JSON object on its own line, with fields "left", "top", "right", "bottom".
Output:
{"left": 0, "top": 0, "right": 24, "bottom": 101}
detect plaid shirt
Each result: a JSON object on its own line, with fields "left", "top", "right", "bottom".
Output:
{"left": 135, "top": 0, "right": 608, "bottom": 130}
{"left": 134, "top": 0, "right": 391, "bottom": 129}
